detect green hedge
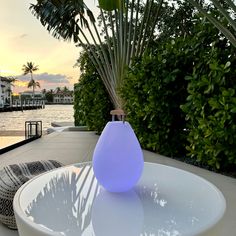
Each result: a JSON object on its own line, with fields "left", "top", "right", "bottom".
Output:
{"left": 177, "top": 18, "right": 236, "bottom": 171}
{"left": 121, "top": 42, "right": 189, "bottom": 157}
{"left": 181, "top": 48, "right": 236, "bottom": 170}
{"left": 121, "top": 19, "right": 236, "bottom": 171}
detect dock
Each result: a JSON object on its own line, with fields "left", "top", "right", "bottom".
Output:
{"left": 0, "top": 100, "right": 45, "bottom": 112}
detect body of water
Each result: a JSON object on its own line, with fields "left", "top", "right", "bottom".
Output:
{"left": 0, "top": 105, "right": 74, "bottom": 132}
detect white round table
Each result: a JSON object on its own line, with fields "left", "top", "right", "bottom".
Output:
{"left": 13, "top": 162, "right": 226, "bottom": 236}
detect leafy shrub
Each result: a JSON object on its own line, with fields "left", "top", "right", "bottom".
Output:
{"left": 74, "top": 8, "right": 236, "bottom": 172}
{"left": 74, "top": 51, "right": 113, "bottom": 133}
{"left": 122, "top": 17, "right": 236, "bottom": 171}
{"left": 181, "top": 46, "right": 236, "bottom": 170}
{"left": 74, "top": 76, "right": 113, "bottom": 133}
{"left": 74, "top": 83, "right": 86, "bottom": 126}
{"left": 121, "top": 41, "right": 189, "bottom": 157}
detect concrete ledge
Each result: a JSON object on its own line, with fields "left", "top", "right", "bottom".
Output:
{"left": 63, "top": 126, "right": 88, "bottom": 131}
{"left": 47, "top": 126, "right": 89, "bottom": 134}
{"left": 51, "top": 122, "right": 74, "bottom": 127}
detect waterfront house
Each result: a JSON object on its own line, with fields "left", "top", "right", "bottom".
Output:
{"left": 0, "top": 76, "right": 12, "bottom": 108}
{"left": 11, "top": 91, "right": 45, "bottom": 107}
{"left": 53, "top": 91, "right": 74, "bottom": 104}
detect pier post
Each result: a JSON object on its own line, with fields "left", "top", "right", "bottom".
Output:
{"left": 20, "top": 97, "right": 23, "bottom": 111}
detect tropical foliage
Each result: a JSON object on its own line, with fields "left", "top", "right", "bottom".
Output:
{"left": 72, "top": 2, "right": 236, "bottom": 172}
{"left": 30, "top": 0, "right": 163, "bottom": 108}
{"left": 122, "top": 7, "right": 236, "bottom": 171}
{"left": 30, "top": 0, "right": 236, "bottom": 172}
{"left": 4, "top": 77, "right": 17, "bottom": 84}
{"left": 30, "top": 0, "right": 95, "bottom": 42}
{"left": 41, "top": 87, "right": 73, "bottom": 103}
{"left": 27, "top": 80, "right": 41, "bottom": 96}
{"left": 121, "top": 49, "right": 188, "bottom": 157}
{"left": 55, "top": 86, "right": 70, "bottom": 93}
{"left": 74, "top": 50, "right": 113, "bottom": 133}
{"left": 187, "top": 0, "right": 236, "bottom": 47}
{"left": 22, "top": 62, "right": 40, "bottom": 97}
{"left": 22, "top": 62, "right": 39, "bottom": 79}
{"left": 44, "top": 90, "right": 54, "bottom": 103}
{"left": 180, "top": 20, "right": 236, "bottom": 170}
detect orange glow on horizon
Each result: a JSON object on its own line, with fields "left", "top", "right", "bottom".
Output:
{"left": 0, "top": 0, "right": 80, "bottom": 92}
{"left": 15, "top": 81, "right": 28, "bottom": 87}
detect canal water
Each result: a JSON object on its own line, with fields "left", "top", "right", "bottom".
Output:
{"left": 0, "top": 105, "right": 74, "bottom": 149}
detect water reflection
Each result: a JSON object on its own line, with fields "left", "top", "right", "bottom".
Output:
{"left": 0, "top": 104, "right": 74, "bottom": 131}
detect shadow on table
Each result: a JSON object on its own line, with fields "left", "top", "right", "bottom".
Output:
{"left": 25, "top": 165, "right": 192, "bottom": 236}
{"left": 25, "top": 165, "right": 95, "bottom": 235}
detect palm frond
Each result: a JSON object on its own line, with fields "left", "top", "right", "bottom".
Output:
{"left": 31, "top": 0, "right": 163, "bottom": 108}
{"left": 188, "top": 0, "right": 236, "bottom": 47}
{"left": 30, "top": 0, "right": 95, "bottom": 43}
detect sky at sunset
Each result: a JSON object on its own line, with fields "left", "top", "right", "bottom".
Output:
{"left": 0, "top": 0, "right": 98, "bottom": 94}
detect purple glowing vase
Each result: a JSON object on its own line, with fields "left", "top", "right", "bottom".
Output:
{"left": 92, "top": 121, "right": 144, "bottom": 192}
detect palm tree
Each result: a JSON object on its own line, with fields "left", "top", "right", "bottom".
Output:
{"left": 22, "top": 62, "right": 39, "bottom": 98}
{"left": 27, "top": 80, "right": 40, "bottom": 98}
{"left": 30, "top": 0, "right": 162, "bottom": 109}
{"left": 41, "top": 88, "right": 47, "bottom": 100}
{"left": 55, "top": 87, "right": 61, "bottom": 93}
{"left": 63, "top": 86, "right": 69, "bottom": 92}
{"left": 22, "top": 62, "right": 39, "bottom": 80}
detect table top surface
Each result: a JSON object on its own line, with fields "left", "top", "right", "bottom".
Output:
{"left": 14, "top": 162, "right": 226, "bottom": 236}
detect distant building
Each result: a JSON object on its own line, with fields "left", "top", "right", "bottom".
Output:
{"left": 0, "top": 76, "right": 12, "bottom": 108}
{"left": 19, "top": 91, "right": 44, "bottom": 99}
{"left": 53, "top": 91, "right": 74, "bottom": 104}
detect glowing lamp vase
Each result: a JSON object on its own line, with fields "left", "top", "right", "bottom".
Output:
{"left": 92, "top": 121, "right": 144, "bottom": 192}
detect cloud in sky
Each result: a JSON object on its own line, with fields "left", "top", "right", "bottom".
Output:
{"left": 19, "top": 34, "right": 28, "bottom": 38}
{"left": 17, "top": 73, "right": 70, "bottom": 84}
{"left": 13, "top": 73, "right": 72, "bottom": 93}
{"left": 0, "top": 0, "right": 81, "bottom": 90}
